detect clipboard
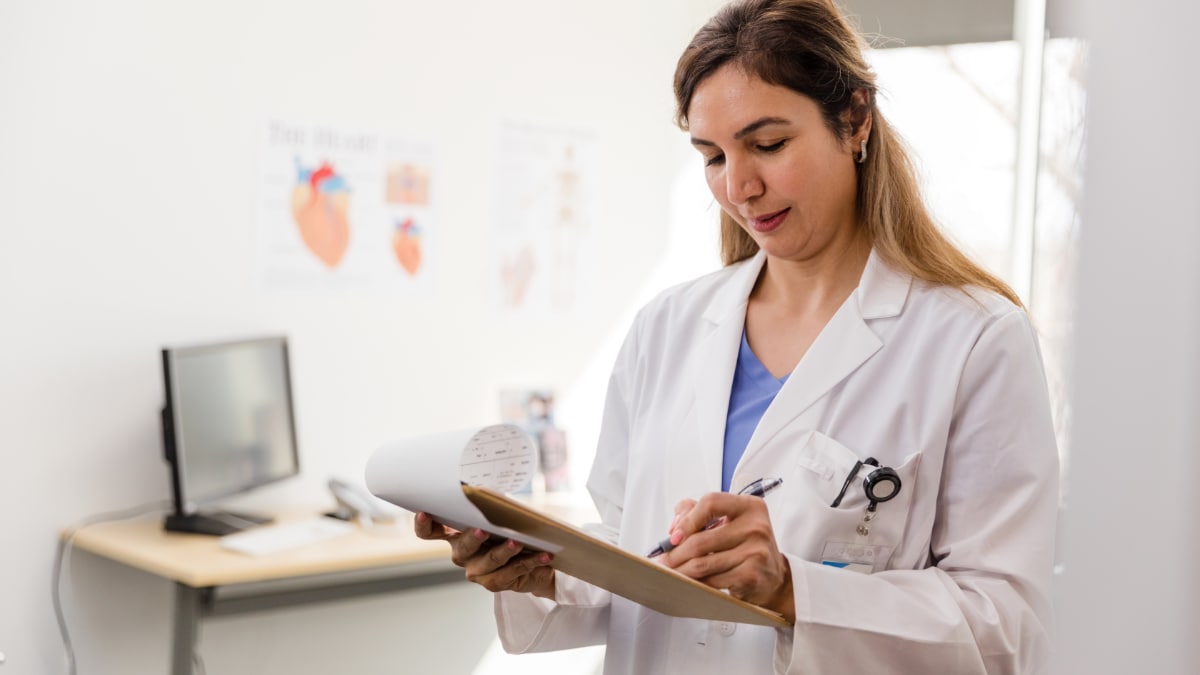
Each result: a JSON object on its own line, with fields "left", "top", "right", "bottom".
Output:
{"left": 462, "top": 484, "right": 791, "bottom": 628}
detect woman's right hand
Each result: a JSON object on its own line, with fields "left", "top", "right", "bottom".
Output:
{"left": 413, "top": 511, "right": 557, "bottom": 599}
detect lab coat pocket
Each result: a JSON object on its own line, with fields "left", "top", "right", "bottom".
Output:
{"left": 771, "top": 430, "right": 922, "bottom": 571}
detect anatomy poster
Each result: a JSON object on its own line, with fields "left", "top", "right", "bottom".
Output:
{"left": 492, "top": 122, "right": 597, "bottom": 314}
{"left": 257, "top": 119, "right": 435, "bottom": 292}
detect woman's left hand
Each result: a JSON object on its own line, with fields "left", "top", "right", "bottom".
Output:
{"left": 660, "top": 493, "right": 796, "bottom": 622}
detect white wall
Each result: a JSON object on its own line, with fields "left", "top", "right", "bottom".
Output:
{"left": 1055, "top": 1, "right": 1200, "bottom": 673}
{"left": 0, "top": 1, "right": 701, "bottom": 673}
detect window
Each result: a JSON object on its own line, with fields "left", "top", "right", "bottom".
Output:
{"left": 868, "top": 37, "right": 1087, "bottom": 495}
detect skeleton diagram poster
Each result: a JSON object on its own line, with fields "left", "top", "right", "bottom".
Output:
{"left": 491, "top": 122, "right": 597, "bottom": 314}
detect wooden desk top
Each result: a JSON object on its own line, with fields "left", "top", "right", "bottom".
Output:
{"left": 67, "top": 515, "right": 452, "bottom": 588}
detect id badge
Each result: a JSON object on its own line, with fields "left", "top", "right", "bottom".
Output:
{"left": 819, "top": 541, "right": 888, "bottom": 574}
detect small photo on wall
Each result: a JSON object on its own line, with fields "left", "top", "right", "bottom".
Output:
{"left": 499, "top": 389, "right": 570, "bottom": 493}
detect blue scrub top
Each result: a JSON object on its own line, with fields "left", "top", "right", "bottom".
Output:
{"left": 721, "top": 330, "right": 788, "bottom": 492}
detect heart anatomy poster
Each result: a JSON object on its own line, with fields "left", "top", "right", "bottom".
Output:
{"left": 257, "top": 119, "right": 435, "bottom": 292}
{"left": 492, "top": 122, "right": 596, "bottom": 315}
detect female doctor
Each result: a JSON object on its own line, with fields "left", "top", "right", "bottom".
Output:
{"left": 415, "top": 0, "right": 1059, "bottom": 672}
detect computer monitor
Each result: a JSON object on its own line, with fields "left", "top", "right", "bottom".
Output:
{"left": 160, "top": 336, "right": 300, "bottom": 535}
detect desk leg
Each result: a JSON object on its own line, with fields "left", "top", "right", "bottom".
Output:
{"left": 172, "top": 583, "right": 205, "bottom": 675}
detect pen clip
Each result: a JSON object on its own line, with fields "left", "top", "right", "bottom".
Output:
{"left": 736, "top": 476, "right": 782, "bottom": 498}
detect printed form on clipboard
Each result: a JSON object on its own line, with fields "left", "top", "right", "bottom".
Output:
{"left": 365, "top": 424, "right": 790, "bottom": 628}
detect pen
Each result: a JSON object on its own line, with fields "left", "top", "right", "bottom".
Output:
{"left": 646, "top": 477, "right": 783, "bottom": 558}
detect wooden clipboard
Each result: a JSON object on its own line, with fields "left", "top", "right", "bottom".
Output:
{"left": 462, "top": 485, "right": 791, "bottom": 628}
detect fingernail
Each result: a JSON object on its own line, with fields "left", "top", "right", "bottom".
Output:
{"left": 507, "top": 539, "right": 520, "bottom": 550}
{"left": 474, "top": 529, "right": 488, "bottom": 540}
{"left": 539, "top": 553, "right": 552, "bottom": 564}
{"left": 416, "top": 512, "right": 428, "bottom": 523}
{"left": 670, "top": 529, "right": 684, "bottom": 546}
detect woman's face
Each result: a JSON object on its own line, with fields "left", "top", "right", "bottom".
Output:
{"left": 687, "top": 64, "right": 864, "bottom": 263}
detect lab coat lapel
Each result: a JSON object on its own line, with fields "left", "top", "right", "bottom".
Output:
{"left": 678, "top": 255, "right": 766, "bottom": 494}
{"left": 743, "top": 251, "right": 911, "bottom": 462}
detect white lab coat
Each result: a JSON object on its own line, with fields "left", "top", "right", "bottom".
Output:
{"left": 495, "top": 250, "right": 1058, "bottom": 674}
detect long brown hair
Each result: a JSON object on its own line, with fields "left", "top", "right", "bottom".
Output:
{"left": 673, "top": 0, "right": 1022, "bottom": 307}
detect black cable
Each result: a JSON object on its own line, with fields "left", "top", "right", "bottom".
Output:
{"left": 53, "top": 500, "right": 171, "bottom": 675}
{"left": 831, "top": 460, "right": 864, "bottom": 508}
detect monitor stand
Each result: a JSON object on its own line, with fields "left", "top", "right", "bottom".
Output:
{"left": 164, "top": 510, "right": 275, "bottom": 536}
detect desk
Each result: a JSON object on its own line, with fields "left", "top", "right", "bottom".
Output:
{"left": 68, "top": 515, "right": 460, "bottom": 675}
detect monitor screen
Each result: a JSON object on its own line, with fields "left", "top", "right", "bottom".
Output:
{"left": 161, "top": 336, "right": 299, "bottom": 533}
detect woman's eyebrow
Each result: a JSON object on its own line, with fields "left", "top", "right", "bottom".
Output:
{"left": 733, "top": 117, "right": 790, "bottom": 140}
{"left": 690, "top": 116, "right": 792, "bottom": 147}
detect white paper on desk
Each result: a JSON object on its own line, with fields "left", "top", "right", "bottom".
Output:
{"left": 365, "top": 424, "right": 560, "bottom": 552}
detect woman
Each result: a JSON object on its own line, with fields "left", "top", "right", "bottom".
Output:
{"left": 416, "top": 0, "right": 1058, "bottom": 672}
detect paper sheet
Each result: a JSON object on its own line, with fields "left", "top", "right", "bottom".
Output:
{"left": 365, "top": 424, "right": 559, "bottom": 552}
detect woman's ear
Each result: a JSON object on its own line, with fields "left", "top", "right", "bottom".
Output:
{"left": 848, "top": 88, "right": 873, "bottom": 142}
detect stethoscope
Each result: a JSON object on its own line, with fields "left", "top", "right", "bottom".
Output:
{"left": 830, "top": 457, "right": 902, "bottom": 512}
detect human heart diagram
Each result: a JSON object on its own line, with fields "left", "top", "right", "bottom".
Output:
{"left": 291, "top": 160, "right": 351, "bottom": 268}
{"left": 392, "top": 217, "right": 422, "bottom": 276}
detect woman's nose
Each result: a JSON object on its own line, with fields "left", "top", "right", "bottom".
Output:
{"left": 724, "top": 158, "right": 764, "bottom": 204}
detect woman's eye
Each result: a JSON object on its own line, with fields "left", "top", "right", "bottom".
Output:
{"left": 704, "top": 154, "right": 725, "bottom": 167}
{"left": 757, "top": 140, "right": 786, "bottom": 153}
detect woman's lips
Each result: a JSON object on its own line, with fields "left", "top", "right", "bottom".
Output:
{"left": 748, "top": 208, "right": 789, "bottom": 233}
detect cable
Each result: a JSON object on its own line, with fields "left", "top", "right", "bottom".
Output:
{"left": 53, "top": 500, "right": 171, "bottom": 675}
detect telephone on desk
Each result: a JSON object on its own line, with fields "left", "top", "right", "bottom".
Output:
{"left": 324, "top": 478, "right": 396, "bottom": 525}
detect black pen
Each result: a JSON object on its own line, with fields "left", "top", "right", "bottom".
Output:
{"left": 646, "top": 477, "right": 783, "bottom": 558}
